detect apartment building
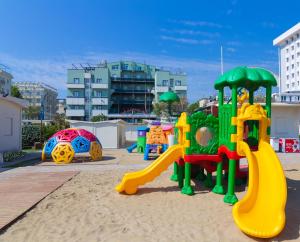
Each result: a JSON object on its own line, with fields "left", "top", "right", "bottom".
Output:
{"left": 57, "top": 98, "right": 66, "bottom": 115}
{"left": 0, "top": 65, "right": 13, "bottom": 97}
{"left": 66, "top": 61, "right": 187, "bottom": 121}
{"left": 14, "top": 82, "right": 58, "bottom": 120}
{"left": 273, "top": 22, "right": 300, "bottom": 103}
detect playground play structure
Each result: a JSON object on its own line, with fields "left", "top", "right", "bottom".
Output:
{"left": 42, "top": 128, "right": 102, "bottom": 164}
{"left": 116, "top": 67, "right": 287, "bottom": 239}
{"left": 127, "top": 122, "right": 174, "bottom": 160}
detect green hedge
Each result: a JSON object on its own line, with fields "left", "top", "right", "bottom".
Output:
{"left": 22, "top": 125, "right": 41, "bottom": 149}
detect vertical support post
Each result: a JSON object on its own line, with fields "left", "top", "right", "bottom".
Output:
{"left": 224, "top": 85, "right": 238, "bottom": 204}
{"left": 178, "top": 164, "right": 184, "bottom": 188}
{"left": 170, "top": 162, "right": 178, "bottom": 181}
{"left": 181, "top": 162, "right": 194, "bottom": 195}
{"left": 224, "top": 159, "right": 238, "bottom": 204}
{"left": 249, "top": 89, "right": 254, "bottom": 104}
{"left": 266, "top": 86, "right": 272, "bottom": 136}
{"left": 204, "top": 172, "right": 214, "bottom": 188}
{"left": 212, "top": 162, "right": 225, "bottom": 194}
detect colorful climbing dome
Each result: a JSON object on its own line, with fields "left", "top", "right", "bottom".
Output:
{"left": 42, "top": 128, "right": 102, "bottom": 164}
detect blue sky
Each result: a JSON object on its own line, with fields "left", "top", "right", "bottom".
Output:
{"left": 0, "top": 0, "right": 299, "bottom": 102}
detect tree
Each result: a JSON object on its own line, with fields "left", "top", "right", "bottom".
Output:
{"left": 187, "top": 101, "right": 200, "bottom": 114}
{"left": 91, "top": 114, "right": 108, "bottom": 122}
{"left": 159, "top": 91, "right": 180, "bottom": 118}
{"left": 152, "top": 102, "right": 168, "bottom": 118}
{"left": 24, "top": 106, "right": 40, "bottom": 120}
{"left": 172, "top": 97, "right": 188, "bottom": 115}
{"left": 11, "top": 85, "right": 22, "bottom": 98}
{"left": 52, "top": 113, "right": 69, "bottom": 130}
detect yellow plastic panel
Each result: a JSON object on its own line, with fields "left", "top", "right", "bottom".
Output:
{"left": 233, "top": 141, "right": 287, "bottom": 238}
{"left": 115, "top": 145, "right": 183, "bottom": 194}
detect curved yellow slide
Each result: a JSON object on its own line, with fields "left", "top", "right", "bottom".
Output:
{"left": 233, "top": 140, "right": 287, "bottom": 238}
{"left": 115, "top": 144, "right": 183, "bottom": 195}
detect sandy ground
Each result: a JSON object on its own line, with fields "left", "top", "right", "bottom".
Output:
{"left": 0, "top": 150, "right": 299, "bottom": 242}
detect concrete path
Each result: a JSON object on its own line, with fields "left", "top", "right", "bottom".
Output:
{"left": 0, "top": 171, "right": 78, "bottom": 230}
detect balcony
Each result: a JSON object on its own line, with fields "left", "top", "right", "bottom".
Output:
{"left": 112, "top": 89, "right": 152, "bottom": 94}
{"left": 111, "top": 99, "right": 153, "bottom": 105}
{"left": 111, "top": 77, "right": 155, "bottom": 83}
{"left": 66, "top": 83, "right": 85, "bottom": 89}
{"left": 66, "top": 109, "right": 85, "bottom": 117}
{"left": 91, "top": 83, "right": 108, "bottom": 89}
{"left": 92, "top": 97, "right": 108, "bottom": 105}
{"left": 174, "top": 85, "right": 187, "bottom": 91}
{"left": 92, "top": 110, "right": 108, "bottom": 116}
{"left": 155, "top": 86, "right": 169, "bottom": 92}
{"left": 66, "top": 97, "right": 85, "bottom": 105}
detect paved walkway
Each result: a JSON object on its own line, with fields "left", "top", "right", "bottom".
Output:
{"left": 0, "top": 171, "right": 78, "bottom": 230}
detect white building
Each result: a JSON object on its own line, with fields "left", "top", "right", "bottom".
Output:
{"left": 15, "top": 82, "right": 58, "bottom": 120}
{"left": 273, "top": 22, "right": 300, "bottom": 102}
{"left": 68, "top": 119, "right": 127, "bottom": 148}
{"left": 0, "top": 96, "right": 28, "bottom": 162}
{"left": 0, "top": 66, "right": 13, "bottom": 96}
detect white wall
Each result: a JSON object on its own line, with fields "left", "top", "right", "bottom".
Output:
{"left": 0, "top": 99, "right": 22, "bottom": 152}
{"left": 69, "top": 120, "right": 126, "bottom": 148}
{"left": 271, "top": 105, "right": 300, "bottom": 138}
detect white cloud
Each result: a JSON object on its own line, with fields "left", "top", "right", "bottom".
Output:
{"left": 169, "top": 19, "right": 224, "bottom": 28}
{"left": 160, "top": 35, "right": 213, "bottom": 45}
{"left": 160, "top": 28, "right": 220, "bottom": 38}
{"left": 262, "top": 21, "right": 277, "bottom": 29}
{"left": 0, "top": 51, "right": 278, "bottom": 102}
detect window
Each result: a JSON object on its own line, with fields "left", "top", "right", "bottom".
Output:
{"left": 286, "top": 57, "right": 289, "bottom": 62}
{"left": 73, "top": 78, "right": 80, "bottom": 84}
{"left": 286, "top": 48, "right": 289, "bottom": 53}
{"left": 287, "top": 84, "right": 289, "bottom": 88}
{"left": 94, "top": 91, "right": 101, "bottom": 97}
{"left": 297, "top": 33, "right": 299, "bottom": 38}
{"left": 297, "top": 42, "right": 300, "bottom": 47}
{"left": 292, "top": 82, "right": 295, "bottom": 87}
{"left": 123, "top": 64, "right": 128, "bottom": 70}
{"left": 136, "top": 66, "right": 142, "bottom": 71}
{"left": 292, "top": 45, "right": 295, "bottom": 50}
{"left": 297, "top": 52, "right": 300, "bottom": 57}
{"left": 292, "top": 73, "right": 295, "bottom": 78}
{"left": 292, "top": 64, "right": 294, "bottom": 69}
{"left": 292, "top": 55, "right": 294, "bottom": 60}
{"left": 95, "top": 78, "right": 102, "bottom": 83}
{"left": 287, "top": 75, "right": 289, "bottom": 80}
{"left": 162, "top": 80, "right": 169, "bottom": 86}
{"left": 175, "top": 80, "right": 181, "bottom": 86}
{"left": 287, "top": 66, "right": 289, "bottom": 71}
{"left": 73, "top": 91, "right": 80, "bottom": 97}
{"left": 286, "top": 40, "right": 289, "bottom": 44}
{"left": 112, "top": 65, "right": 119, "bottom": 70}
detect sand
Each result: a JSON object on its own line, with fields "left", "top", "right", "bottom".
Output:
{"left": 0, "top": 151, "right": 299, "bottom": 242}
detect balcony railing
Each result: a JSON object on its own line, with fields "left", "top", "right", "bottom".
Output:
{"left": 111, "top": 77, "right": 154, "bottom": 83}
{"left": 66, "top": 109, "right": 85, "bottom": 117}
{"left": 111, "top": 99, "right": 153, "bottom": 105}
{"left": 112, "top": 89, "right": 153, "bottom": 94}
{"left": 66, "top": 83, "right": 85, "bottom": 88}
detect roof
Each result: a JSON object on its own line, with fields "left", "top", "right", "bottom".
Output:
{"left": 214, "top": 66, "right": 277, "bottom": 90}
{"left": 159, "top": 91, "right": 180, "bottom": 102}
{"left": 273, "top": 22, "right": 300, "bottom": 46}
{"left": 67, "top": 119, "right": 127, "bottom": 125}
{"left": 0, "top": 96, "right": 28, "bottom": 108}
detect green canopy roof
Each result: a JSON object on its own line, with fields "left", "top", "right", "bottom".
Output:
{"left": 159, "top": 91, "right": 180, "bottom": 103}
{"left": 214, "top": 66, "right": 277, "bottom": 90}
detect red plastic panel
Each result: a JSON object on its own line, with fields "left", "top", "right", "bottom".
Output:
{"left": 78, "top": 129, "right": 97, "bottom": 142}
{"left": 55, "top": 129, "right": 79, "bottom": 142}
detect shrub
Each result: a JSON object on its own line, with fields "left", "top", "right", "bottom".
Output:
{"left": 22, "top": 124, "right": 40, "bottom": 148}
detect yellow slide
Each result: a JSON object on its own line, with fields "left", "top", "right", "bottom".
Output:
{"left": 115, "top": 144, "right": 183, "bottom": 195}
{"left": 233, "top": 140, "right": 287, "bottom": 238}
